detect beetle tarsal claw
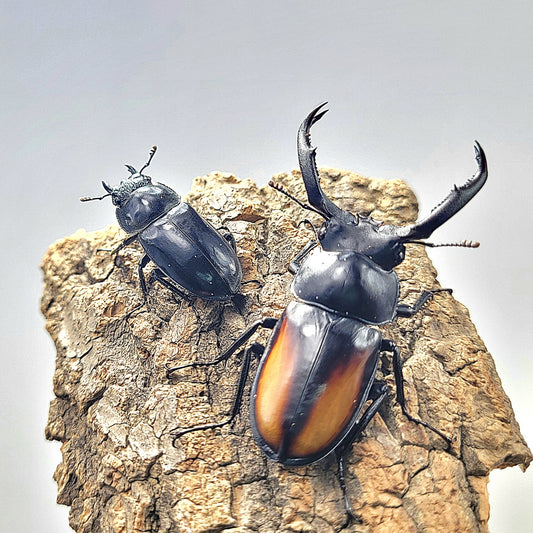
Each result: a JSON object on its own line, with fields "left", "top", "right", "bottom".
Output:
{"left": 164, "top": 363, "right": 177, "bottom": 378}
{"left": 171, "top": 433, "right": 183, "bottom": 446}
{"left": 165, "top": 361, "right": 203, "bottom": 377}
{"left": 431, "top": 287, "right": 453, "bottom": 295}
{"left": 166, "top": 358, "right": 211, "bottom": 378}
{"left": 122, "top": 302, "right": 145, "bottom": 322}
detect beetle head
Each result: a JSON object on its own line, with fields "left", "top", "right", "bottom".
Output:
{"left": 286, "top": 103, "right": 488, "bottom": 271}
{"left": 316, "top": 214, "right": 408, "bottom": 270}
{"left": 103, "top": 168, "right": 153, "bottom": 208}
{"left": 80, "top": 146, "right": 157, "bottom": 207}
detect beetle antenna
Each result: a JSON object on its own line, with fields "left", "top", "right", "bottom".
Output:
{"left": 298, "top": 218, "right": 321, "bottom": 241}
{"left": 80, "top": 193, "right": 111, "bottom": 202}
{"left": 408, "top": 239, "right": 480, "bottom": 248}
{"left": 140, "top": 145, "right": 158, "bottom": 173}
{"left": 269, "top": 180, "right": 326, "bottom": 218}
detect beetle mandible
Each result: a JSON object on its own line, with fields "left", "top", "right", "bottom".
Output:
{"left": 166, "top": 103, "right": 488, "bottom": 522}
{"left": 81, "top": 146, "right": 243, "bottom": 311}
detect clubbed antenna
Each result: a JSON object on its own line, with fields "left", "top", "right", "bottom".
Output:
{"left": 269, "top": 180, "right": 325, "bottom": 217}
{"left": 140, "top": 145, "right": 158, "bottom": 173}
{"left": 80, "top": 180, "right": 113, "bottom": 202}
{"left": 409, "top": 239, "right": 480, "bottom": 248}
{"left": 80, "top": 192, "right": 111, "bottom": 202}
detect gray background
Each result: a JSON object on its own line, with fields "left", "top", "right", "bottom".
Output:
{"left": 2, "top": 1, "right": 531, "bottom": 531}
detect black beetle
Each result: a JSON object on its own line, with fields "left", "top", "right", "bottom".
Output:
{"left": 166, "top": 104, "right": 487, "bottom": 521}
{"left": 81, "top": 146, "right": 243, "bottom": 310}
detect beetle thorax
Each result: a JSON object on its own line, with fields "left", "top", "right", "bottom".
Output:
{"left": 291, "top": 247, "right": 399, "bottom": 324}
{"left": 114, "top": 182, "right": 181, "bottom": 234}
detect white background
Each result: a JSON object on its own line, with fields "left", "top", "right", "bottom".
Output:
{"left": 1, "top": 2, "right": 531, "bottom": 531}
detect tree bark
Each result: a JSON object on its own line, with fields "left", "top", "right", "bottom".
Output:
{"left": 42, "top": 169, "right": 531, "bottom": 532}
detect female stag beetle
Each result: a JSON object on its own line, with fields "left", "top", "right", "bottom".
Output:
{"left": 81, "top": 146, "right": 243, "bottom": 310}
{"left": 166, "top": 103, "right": 488, "bottom": 521}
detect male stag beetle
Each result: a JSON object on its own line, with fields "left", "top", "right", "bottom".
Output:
{"left": 81, "top": 146, "right": 243, "bottom": 311}
{"left": 166, "top": 104, "right": 487, "bottom": 521}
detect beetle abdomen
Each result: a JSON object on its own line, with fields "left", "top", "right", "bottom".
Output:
{"left": 139, "top": 203, "right": 242, "bottom": 299}
{"left": 250, "top": 301, "right": 381, "bottom": 465}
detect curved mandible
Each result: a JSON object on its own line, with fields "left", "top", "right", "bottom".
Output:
{"left": 398, "top": 142, "right": 488, "bottom": 241}
{"left": 297, "top": 103, "right": 345, "bottom": 220}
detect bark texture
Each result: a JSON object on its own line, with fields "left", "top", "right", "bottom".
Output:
{"left": 42, "top": 169, "right": 531, "bottom": 533}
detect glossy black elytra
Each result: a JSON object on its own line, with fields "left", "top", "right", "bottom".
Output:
{"left": 166, "top": 104, "right": 488, "bottom": 523}
{"left": 81, "top": 146, "right": 243, "bottom": 312}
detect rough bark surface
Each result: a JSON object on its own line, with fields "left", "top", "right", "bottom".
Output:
{"left": 42, "top": 169, "right": 531, "bottom": 533}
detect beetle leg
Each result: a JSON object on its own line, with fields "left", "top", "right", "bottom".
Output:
{"left": 224, "top": 232, "right": 237, "bottom": 252}
{"left": 149, "top": 268, "right": 194, "bottom": 302}
{"left": 149, "top": 268, "right": 199, "bottom": 319}
{"left": 119, "top": 254, "right": 152, "bottom": 320}
{"left": 137, "top": 254, "right": 152, "bottom": 303}
{"left": 336, "top": 381, "right": 389, "bottom": 458}
{"left": 97, "top": 233, "right": 137, "bottom": 255}
{"left": 333, "top": 381, "right": 388, "bottom": 525}
{"left": 269, "top": 180, "right": 325, "bottom": 218}
{"left": 217, "top": 226, "right": 237, "bottom": 252}
{"left": 166, "top": 317, "right": 277, "bottom": 377}
{"left": 396, "top": 288, "right": 453, "bottom": 318}
{"left": 335, "top": 453, "right": 361, "bottom": 526}
{"left": 170, "top": 342, "right": 264, "bottom": 445}
{"left": 289, "top": 239, "right": 318, "bottom": 274}
{"left": 383, "top": 338, "right": 454, "bottom": 445}
{"left": 136, "top": 257, "right": 200, "bottom": 319}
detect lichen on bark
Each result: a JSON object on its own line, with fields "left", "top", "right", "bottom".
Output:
{"left": 42, "top": 169, "right": 531, "bottom": 532}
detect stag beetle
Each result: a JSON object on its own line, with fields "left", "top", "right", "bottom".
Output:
{"left": 81, "top": 146, "right": 243, "bottom": 310}
{"left": 166, "top": 104, "right": 487, "bottom": 521}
